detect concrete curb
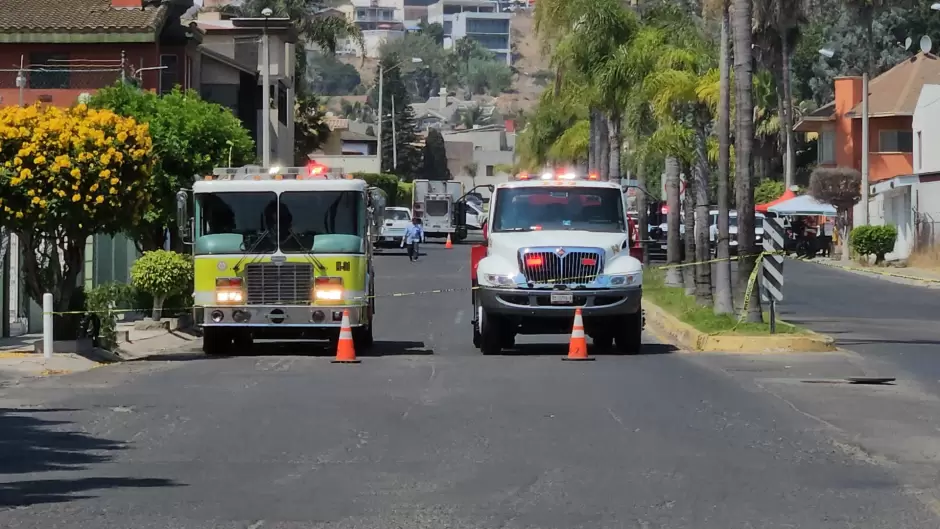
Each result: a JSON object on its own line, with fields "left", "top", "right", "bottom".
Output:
{"left": 643, "top": 301, "right": 836, "bottom": 353}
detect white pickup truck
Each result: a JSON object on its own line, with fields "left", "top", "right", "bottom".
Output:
{"left": 376, "top": 206, "right": 412, "bottom": 248}
{"left": 470, "top": 173, "right": 644, "bottom": 355}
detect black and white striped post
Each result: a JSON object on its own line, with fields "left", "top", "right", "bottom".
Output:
{"left": 761, "top": 217, "right": 786, "bottom": 333}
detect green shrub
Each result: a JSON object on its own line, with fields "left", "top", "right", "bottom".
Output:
{"left": 396, "top": 182, "right": 413, "bottom": 208}
{"left": 130, "top": 250, "right": 193, "bottom": 320}
{"left": 850, "top": 225, "right": 897, "bottom": 264}
{"left": 85, "top": 282, "right": 134, "bottom": 350}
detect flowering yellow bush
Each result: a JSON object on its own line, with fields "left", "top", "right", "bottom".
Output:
{"left": 0, "top": 103, "right": 154, "bottom": 233}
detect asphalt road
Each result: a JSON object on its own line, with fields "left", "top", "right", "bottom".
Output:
{"left": 0, "top": 243, "right": 937, "bottom": 527}
{"left": 778, "top": 258, "right": 940, "bottom": 389}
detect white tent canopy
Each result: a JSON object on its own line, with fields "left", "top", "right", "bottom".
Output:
{"left": 767, "top": 195, "right": 837, "bottom": 216}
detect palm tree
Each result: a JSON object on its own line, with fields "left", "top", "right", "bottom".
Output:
{"left": 753, "top": 0, "right": 806, "bottom": 190}
{"left": 220, "top": 0, "right": 363, "bottom": 94}
{"left": 536, "top": 0, "right": 636, "bottom": 180}
{"left": 732, "top": 0, "right": 761, "bottom": 322}
{"left": 714, "top": 0, "right": 734, "bottom": 314}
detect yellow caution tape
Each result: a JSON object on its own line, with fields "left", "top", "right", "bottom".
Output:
{"left": 41, "top": 252, "right": 785, "bottom": 316}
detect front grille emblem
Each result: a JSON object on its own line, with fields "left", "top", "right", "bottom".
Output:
{"left": 555, "top": 248, "right": 566, "bottom": 257}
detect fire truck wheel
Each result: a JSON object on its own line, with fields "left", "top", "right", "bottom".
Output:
{"left": 614, "top": 309, "right": 643, "bottom": 354}
{"left": 203, "top": 328, "right": 232, "bottom": 356}
{"left": 479, "top": 308, "right": 503, "bottom": 356}
{"left": 472, "top": 304, "right": 482, "bottom": 349}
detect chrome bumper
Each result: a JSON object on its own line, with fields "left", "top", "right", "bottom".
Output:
{"left": 477, "top": 286, "right": 642, "bottom": 317}
{"left": 195, "top": 304, "right": 365, "bottom": 327}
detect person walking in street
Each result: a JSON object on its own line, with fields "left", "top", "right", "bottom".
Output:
{"left": 401, "top": 217, "right": 425, "bottom": 262}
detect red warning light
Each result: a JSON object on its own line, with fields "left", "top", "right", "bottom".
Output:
{"left": 581, "top": 257, "right": 597, "bottom": 266}
{"left": 306, "top": 160, "right": 326, "bottom": 177}
{"left": 525, "top": 255, "right": 544, "bottom": 267}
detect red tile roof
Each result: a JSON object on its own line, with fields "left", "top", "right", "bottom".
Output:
{"left": 0, "top": 0, "right": 167, "bottom": 34}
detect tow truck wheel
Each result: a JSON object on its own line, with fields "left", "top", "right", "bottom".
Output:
{"left": 479, "top": 307, "right": 503, "bottom": 356}
{"left": 614, "top": 309, "right": 643, "bottom": 354}
{"left": 472, "top": 304, "right": 482, "bottom": 348}
{"left": 203, "top": 328, "right": 231, "bottom": 356}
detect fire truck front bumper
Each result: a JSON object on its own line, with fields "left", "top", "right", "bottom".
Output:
{"left": 195, "top": 305, "right": 367, "bottom": 328}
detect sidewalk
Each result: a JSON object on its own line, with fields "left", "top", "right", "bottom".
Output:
{"left": 803, "top": 257, "right": 940, "bottom": 288}
{"left": 0, "top": 321, "right": 200, "bottom": 384}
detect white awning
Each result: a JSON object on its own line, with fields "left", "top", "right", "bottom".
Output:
{"left": 767, "top": 195, "right": 837, "bottom": 216}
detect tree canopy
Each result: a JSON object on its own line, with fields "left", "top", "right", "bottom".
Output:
{"left": 89, "top": 83, "right": 255, "bottom": 251}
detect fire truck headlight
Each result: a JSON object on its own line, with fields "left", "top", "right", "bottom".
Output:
{"left": 215, "top": 290, "right": 243, "bottom": 303}
{"left": 315, "top": 288, "right": 343, "bottom": 301}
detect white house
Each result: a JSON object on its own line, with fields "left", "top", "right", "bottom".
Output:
{"left": 878, "top": 83, "right": 940, "bottom": 259}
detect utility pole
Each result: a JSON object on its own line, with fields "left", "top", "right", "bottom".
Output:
{"left": 377, "top": 65, "right": 384, "bottom": 173}
{"left": 261, "top": 18, "right": 271, "bottom": 167}
{"left": 860, "top": 72, "right": 870, "bottom": 225}
{"left": 16, "top": 55, "right": 25, "bottom": 106}
{"left": 391, "top": 96, "right": 398, "bottom": 169}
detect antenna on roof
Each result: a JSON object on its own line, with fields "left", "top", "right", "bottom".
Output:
{"left": 921, "top": 35, "right": 933, "bottom": 54}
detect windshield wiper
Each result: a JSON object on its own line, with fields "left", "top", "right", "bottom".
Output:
{"left": 286, "top": 229, "right": 326, "bottom": 273}
{"left": 233, "top": 230, "right": 272, "bottom": 273}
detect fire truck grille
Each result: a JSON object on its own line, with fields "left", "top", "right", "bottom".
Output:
{"left": 519, "top": 249, "right": 603, "bottom": 285}
{"left": 244, "top": 262, "right": 313, "bottom": 304}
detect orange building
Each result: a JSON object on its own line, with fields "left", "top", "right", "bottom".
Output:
{"left": 794, "top": 52, "right": 940, "bottom": 184}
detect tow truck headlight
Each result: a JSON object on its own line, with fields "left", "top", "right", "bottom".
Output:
{"left": 314, "top": 277, "right": 344, "bottom": 301}
{"left": 215, "top": 278, "right": 243, "bottom": 303}
{"left": 608, "top": 272, "right": 642, "bottom": 286}
{"left": 481, "top": 273, "right": 516, "bottom": 288}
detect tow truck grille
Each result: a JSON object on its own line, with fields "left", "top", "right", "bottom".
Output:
{"left": 244, "top": 262, "right": 313, "bottom": 304}
{"left": 520, "top": 249, "right": 603, "bottom": 285}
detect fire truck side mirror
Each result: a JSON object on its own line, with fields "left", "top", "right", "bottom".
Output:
{"left": 176, "top": 190, "right": 192, "bottom": 244}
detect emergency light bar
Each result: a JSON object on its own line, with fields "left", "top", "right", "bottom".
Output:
{"left": 206, "top": 163, "right": 351, "bottom": 181}
{"left": 514, "top": 171, "right": 600, "bottom": 181}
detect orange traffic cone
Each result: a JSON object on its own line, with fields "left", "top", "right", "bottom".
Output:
{"left": 331, "top": 310, "right": 360, "bottom": 364}
{"left": 445, "top": 234, "right": 453, "bottom": 249}
{"left": 562, "top": 308, "right": 594, "bottom": 361}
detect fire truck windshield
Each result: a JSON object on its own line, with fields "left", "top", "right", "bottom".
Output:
{"left": 492, "top": 187, "right": 626, "bottom": 233}
{"left": 279, "top": 191, "right": 363, "bottom": 253}
{"left": 197, "top": 192, "right": 278, "bottom": 255}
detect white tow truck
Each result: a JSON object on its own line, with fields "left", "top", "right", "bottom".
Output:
{"left": 469, "top": 171, "right": 645, "bottom": 355}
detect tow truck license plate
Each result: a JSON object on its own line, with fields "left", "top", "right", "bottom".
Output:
{"left": 551, "top": 293, "right": 573, "bottom": 304}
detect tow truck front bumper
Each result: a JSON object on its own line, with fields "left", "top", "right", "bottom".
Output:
{"left": 477, "top": 286, "right": 642, "bottom": 317}
{"left": 195, "top": 305, "right": 366, "bottom": 328}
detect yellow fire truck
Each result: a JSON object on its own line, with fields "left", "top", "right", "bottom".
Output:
{"left": 176, "top": 163, "right": 385, "bottom": 355}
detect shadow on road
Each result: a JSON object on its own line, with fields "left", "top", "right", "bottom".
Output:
{"left": 497, "top": 342, "right": 677, "bottom": 357}
{"left": 0, "top": 408, "right": 182, "bottom": 508}
{"left": 138, "top": 340, "right": 434, "bottom": 362}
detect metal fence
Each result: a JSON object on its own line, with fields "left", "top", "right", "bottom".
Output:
{"left": 915, "top": 214, "right": 940, "bottom": 251}
{"left": 0, "top": 54, "right": 127, "bottom": 106}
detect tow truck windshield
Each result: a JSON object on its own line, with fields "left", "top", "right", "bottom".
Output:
{"left": 491, "top": 187, "right": 626, "bottom": 233}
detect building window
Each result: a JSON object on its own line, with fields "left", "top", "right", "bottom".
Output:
{"left": 466, "top": 18, "right": 509, "bottom": 34}
{"left": 878, "top": 130, "right": 913, "bottom": 153}
{"left": 357, "top": 9, "right": 366, "bottom": 18}
{"left": 818, "top": 130, "right": 836, "bottom": 164}
{"left": 486, "top": 165, "right": 494, "bottom": 176}
{"left": 159, "top": 54, "right": 179, "bottom": 94}
{"left": 28, "top": 53, "right": 69, "bottom": 89}
{"left": 443, "top": 21, "right": 452, "bottom": 35}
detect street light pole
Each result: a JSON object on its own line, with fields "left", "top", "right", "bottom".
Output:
{"left": 261, "top": 18, "right": 272, "bottom": 167}
{"left": 377, "top": 65, "right": 384, "bottom": 173}
{"left": 376, "top": 57, "right": 422, "bottom": 174}
{"left": 859, "top": 72, "right": 870, "bottom": 225}
{"left": 391, "top": 96, "right": 398, "bottom": 169}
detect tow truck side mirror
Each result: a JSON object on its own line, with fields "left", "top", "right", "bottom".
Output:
{"left": 176, "top": 190, "right": 192, "bottom": 244}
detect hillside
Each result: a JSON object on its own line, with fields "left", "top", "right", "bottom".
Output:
{"left": 337, "top": 11, "right": 551, "bottom": 114}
